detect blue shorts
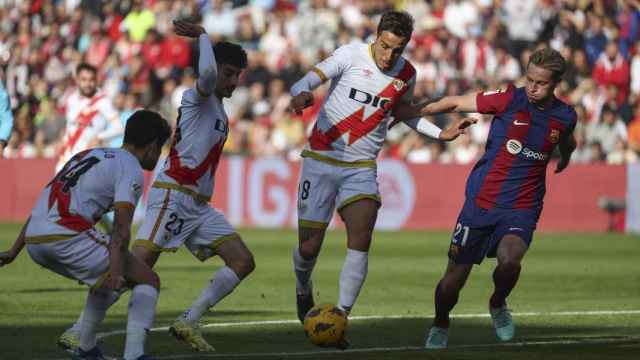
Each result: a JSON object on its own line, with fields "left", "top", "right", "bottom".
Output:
{"left": 448, "top": 199, "right": 541, "bottom": 265}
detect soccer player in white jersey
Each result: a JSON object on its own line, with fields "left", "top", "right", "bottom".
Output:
{"left": 288, "top": 11, "right": 475, "bottom": 346}
{"left": 60, "top": 20, "right": 255, "bottom": 353}
{"left": 57, "top": 63, "right": 124, "bottom": 172}
{"left": 0, "top": 110, "right": 172, "bottom": 360}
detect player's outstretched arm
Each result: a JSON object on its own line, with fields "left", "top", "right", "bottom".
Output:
{"left": 174, "top": 19, "right": 217, "bottom": 98}
{"left": 555, "top": 133, "right": 576, "bottom": 174}
{"left": 419, "top": 94, "right": 478, "bottom": 116}
{"left": 391, "top": 94, "right": 478, "bottom": 129}
{"left": 105, "top": 205, "right": 135, "bottom": 290}
{"left": 0, "top": 216, "right": 30, "bottom": 267}
{"left": 288, "top": 71, "right": 324, "bottom": 115}
{"left": 401, "top": 117, "right": 477, "bottom": 141}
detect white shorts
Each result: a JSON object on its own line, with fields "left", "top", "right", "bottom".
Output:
{"left": 297, "top": 157, "right": 380, "bottom": 229}
{"left": 26, "top": 229, "right": 110, "bottom": 287}
{"left": 134, "top": 186, "right": 237, "bottom": 261}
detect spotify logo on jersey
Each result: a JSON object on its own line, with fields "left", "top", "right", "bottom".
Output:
{"left": 506, "top": 139, "right": 523, "bottom": 155}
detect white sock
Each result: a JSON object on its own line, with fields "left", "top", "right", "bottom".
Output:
{"left": 293, "top": 247, "right": 317, "bottom": 295}
{"left": 71, "top": 289, "right": 123, "bottom": 333}
{"left": 183, "top": 266, "right": 241, "bottom": 325}
{"left": 124, "top": 284, "right": 158, "bottom": 360}
{"left": 338, "top": 248, "right": 368, "bottom": 314}
{"left": 79, "top": 290, "right": 116, "bottom": 351}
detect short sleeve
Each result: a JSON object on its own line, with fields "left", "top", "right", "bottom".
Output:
{"left": 113, "top": 157, "right": 144, "bottom": 208}
{"left": 313, "top": 44, "right": 353, "bottom": 82}
{"left": 476, "top": 84, "right": 514, "bottom": 115}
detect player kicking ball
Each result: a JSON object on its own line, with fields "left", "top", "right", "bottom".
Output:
{"left": 394, "top": 48, "right": 577, "bottom": 348}
{"left": 59, "top": 20, "right": 255, "bottom": 353}
{"left": 0, "top": 110, "right": 172, "bottom": 360}
{"left": 288, "top": 10, "right": 475, "bottom": 348}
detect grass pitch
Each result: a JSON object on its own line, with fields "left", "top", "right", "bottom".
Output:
{"left": 0, "top": 223, "right": 638, "bottom": 359}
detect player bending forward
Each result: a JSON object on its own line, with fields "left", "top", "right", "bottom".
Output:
{"left": 59, "top": 20, "right": 255, "bottom": 353}
{"left": 0, "top": 110, "right": 171, "bottom": 360}
{"left": 289, "top": 10, "right": 475, "bottom": 348}
{"left": 395, "top": 48, "right": 577, "bottom": 348}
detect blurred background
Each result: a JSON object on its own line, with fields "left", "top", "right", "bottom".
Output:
{"left": 1, "top": 0, "right": 639, "bottom": 164}
{"left": 0, "top": 0, "right": 638, "bottom": 233}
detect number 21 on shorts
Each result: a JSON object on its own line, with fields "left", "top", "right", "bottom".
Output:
{"left": 452, "top": 222, "right": 470, "bottom": 246}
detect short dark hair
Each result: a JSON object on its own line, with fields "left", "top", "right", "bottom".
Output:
{"left": 76, "top": 62, "right": 97, "bottom": 76}
{"left": 123, "top": 110, "right": 171, "bottom": 148}
{"left": 527, "top": 48, "right": 567, "bottom": 82}
{"left": 214, "top": 41, "right": 248, "bottom": 68}
{"left": 377, "top": 11, "right": 414, "bottom": 39}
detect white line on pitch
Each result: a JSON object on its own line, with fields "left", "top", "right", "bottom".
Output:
{"left": 44, "top": 335, "right": 640, "bottom": 360}
{"left": 92, "top": 309, "right": 640, "bottom": 339}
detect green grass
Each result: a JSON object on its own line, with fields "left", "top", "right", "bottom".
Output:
{"left": 0, "top": 223, "right": 639, "bottom": 359}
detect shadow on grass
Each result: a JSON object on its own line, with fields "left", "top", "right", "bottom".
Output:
{"left": 14, "top": 287, "right": 88, "bottom": 294}
{"left": 2, "top": 318, "right": 638, "bottom": 360}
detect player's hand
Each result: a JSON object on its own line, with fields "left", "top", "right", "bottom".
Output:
{"left": 173, "top": 19, "right": 206, "bottom": 38}
{"left": 0, "top": 250, "right": 18, "bottom": 267}
{"left": 555, "top": 157, "right": 570, "bottom": 174}
{"left": 103, "top": 272, "right": 126, "bottom": 291}
{"left": 288, "top": 92, "right": 314, "bottom": 115}
{"left": 439, "top": 117, "right": 477, "bottom": 141}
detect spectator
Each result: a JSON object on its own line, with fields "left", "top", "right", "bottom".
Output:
{"left": 584, "top": 14, "right": 608, "bottom": 65}
{"left": 628, "top": 107, "right": 640, "bottom": 156}
{"left": 0, "top": 78, "right": 13, "bottom": 157}
{"left": 122, "top": 0, "right": 156, "bottom": 43}
{"left": 585, "top": 105, "right": 628, "bottom": 154}
{"left": 606, "top": 137, "right": 638, "bottom": 164}
{"left": 587, "top": 141, "right": 606, "bottom": 163}
{"left": 0, "top": 1, "right": 636, "bottom": 163}
{"left": 592, "top": 40, "right": 630, "bottom": 105}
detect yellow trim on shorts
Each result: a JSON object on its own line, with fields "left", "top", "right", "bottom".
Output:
{"left": 152, "top": 181, "right": 211, "bottom": 204}
{"left": 337, "top": 194, "right": 381, "bottom": 212}
{"left": 149, "top": 189, "right": 172, "bottom": 243}
{"left": 301, "top": 150, "right": 376, "bottom": 169}
{"left": 133, "top": 239, "right": 179, "bottom": 253}
{"left": 92, "top": 269, "right": 111, "bottom": 291}
{"left": 24, "top": 234, "right": 75, "bottom": 244}
{"left": 298, "top": 219, "right": 329, "bottom": 230}
{"left": 311, "top": 67, "right": 328, "bottom": 82}
{"left": 113, "top": 201, "right": 135, "bottom": 209}
{"left": 194, "top": 232, "right": 240, "bottom": 261}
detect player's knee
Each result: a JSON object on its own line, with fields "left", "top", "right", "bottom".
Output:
{"left": 299, "top": 239, "right": 321, "bottom": 259}
{"left": 228, "top": 250, "right": 255, "bottom": 279}
{"left": 497, "top": 259, "right": 521, "bottom": 274}
{"left": 240, "top": 251, "right": 256, "bottom": 277}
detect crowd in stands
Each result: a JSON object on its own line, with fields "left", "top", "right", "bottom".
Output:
{"left": 1, "top": 0, "right": 640, "bottom": 165}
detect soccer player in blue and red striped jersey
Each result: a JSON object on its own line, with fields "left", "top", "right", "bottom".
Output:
{"left": 395, "top": 48, "right": 577, "bottom": 348}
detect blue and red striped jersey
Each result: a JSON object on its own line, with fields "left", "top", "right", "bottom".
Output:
{"left": 466, "top": 85, "right": 577, "bottom": 210}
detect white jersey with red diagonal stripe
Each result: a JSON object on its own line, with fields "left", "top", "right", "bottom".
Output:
{"left": 26, "top": 148, "right": 144, "bottom": 238}
{"left": 58, "top": 90, "right": 118, "bottom": 170}
{"left": 154, "top": 88, "right": 228, "bottom": 197}
{"left": 306, "top": 42, "right": 416, "bottom": 162}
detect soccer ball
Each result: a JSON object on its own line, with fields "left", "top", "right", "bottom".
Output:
{"left": 303, "top": 303, "right": 348, "bottom": 347}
